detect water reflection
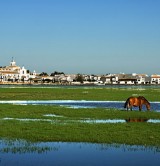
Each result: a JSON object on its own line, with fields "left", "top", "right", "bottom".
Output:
{"left": 125, "top": 118, "right": 148, "bottom": 123}
{"left": 0, "top": 139, "right": 53, "bottom": 154}
{"left": 0, "top": 139, "right": 160, "bottom": 166}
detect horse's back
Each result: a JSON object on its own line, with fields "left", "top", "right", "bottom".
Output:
{"left": 128, "top": 97, "right": 139, "bottom": 106}
{"left": 128, "top": 97, "right": 136, "bottom": 102}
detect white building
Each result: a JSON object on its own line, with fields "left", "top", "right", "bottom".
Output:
{"left": 0, "top": 58, "right": 34, "bottom": 83}
{"left": 151, "top": 74, "right": 160, "bottom": 84}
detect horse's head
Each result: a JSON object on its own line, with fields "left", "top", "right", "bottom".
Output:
{"left": 140, "top": 96, "right": 150, "bottom": 111}
{"left": 146, "top": 102, "right": 150, "bottom": 111}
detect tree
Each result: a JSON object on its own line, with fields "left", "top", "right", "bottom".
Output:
{"left": 50, "top": 71, "right": 64, "bottom": 76}
{"left": 27, "top": 70, "right": 30, "bottom": 74}
{"left": 39, "top": 72, "right": 48, "bottom": 76}
{"left": 75, "top": 74, "right": 84, "bottom": 83}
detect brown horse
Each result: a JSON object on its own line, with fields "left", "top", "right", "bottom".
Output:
{"left": 124, "top": 96, "right": 150, "bottom": 111}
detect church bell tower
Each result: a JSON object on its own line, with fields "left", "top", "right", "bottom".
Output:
{"left": 10, "top": 57, "right": 16, "bottom": 66}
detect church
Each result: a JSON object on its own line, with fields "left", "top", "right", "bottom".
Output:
{"left": 0, "top": 58, "right": 35, "bottom": 83}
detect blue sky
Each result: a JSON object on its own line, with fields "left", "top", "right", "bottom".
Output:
{"left": 0, "top": 0, "right": 160, "bottom": 75}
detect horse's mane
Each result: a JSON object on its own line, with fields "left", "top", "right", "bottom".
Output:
{"left": 138, "top": 96, "right": 150, "bottom": 104}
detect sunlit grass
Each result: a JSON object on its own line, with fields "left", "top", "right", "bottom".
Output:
{"left": 0, "top": 104, "right": 160, "bottom": 146}
{"left": 0, "top": 87, "right": 160, "bottom": 101}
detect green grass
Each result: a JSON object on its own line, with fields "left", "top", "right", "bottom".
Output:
{"left": 0, "top": 104, "right": 160, "bottom": 120}
{"left": 0, "top": 87, "right": 160, "bottom": 147}
{"left": 0, "top": 104, "right": 160, "bottom": 146}
{"left": 0, "top": 87, "right": 160, "bottom": 101}
{"left": 1, "top": 120, "right": 160, "bottom": 146}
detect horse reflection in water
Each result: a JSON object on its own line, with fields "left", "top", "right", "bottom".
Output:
{"left": 126, "top": 118, "right": 148, "bottom": 122}
{"left": 124, "top": 96, "right": 150, "bottom": 111}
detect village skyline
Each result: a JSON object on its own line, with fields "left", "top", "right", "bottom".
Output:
{"left": 0, "top": 58, "right": 160, "bottom": 76}
{"left": 0, "top": 58, "right": 160, "bottom": 85}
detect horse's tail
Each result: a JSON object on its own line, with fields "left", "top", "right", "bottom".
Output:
{"left": 124, "top": 98, "right": 130, "bottom": 108}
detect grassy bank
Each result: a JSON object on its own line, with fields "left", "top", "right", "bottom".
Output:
{"left": 0, "top": 87, "right": 160, "bottom": 101}
{"left": 0, "top": 104, "right": 160, "bottom": 146}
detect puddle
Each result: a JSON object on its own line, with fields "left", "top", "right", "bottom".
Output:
{"left": 43, "top": 114, "right": 64, "bottom": 118}
{"left": 0, "top": 139, "right": 160, "bottom": 166}
{"left": 2, "top": 117, "right": 160, "bottom": 124}
{"left": 81, "top": 119, "right": 126, "bottom": 123}
{"left": 81, "top": 119, "right": 160, "bottom": 124}
{"left": 2, "top": 117, "right": 53, "bottom": 122}
{"left": 62, "top": 105, "right": 95, "bottom": 109}
{"left": 147, "top": 119, "right": 160, "bottom": 123}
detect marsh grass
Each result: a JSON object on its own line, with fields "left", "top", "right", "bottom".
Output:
{"left": 0, "top": 118, "right": 160, "bottom": 146}
{"left": 0, "top": 104, "right": 160, "bottom": 146}
{"left": 0, "top": 87, "right": 160, "bottom": 146}
{"left": 0, "top": 139, "right": 53, "bottom": 153}
{"left": 0, "top": 87, "right": 160, "bottom": 101}
{"left": 0, "top": 104, "right": 160, "bottom": 120}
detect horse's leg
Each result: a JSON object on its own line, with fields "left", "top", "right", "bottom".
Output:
{"left": 128, "top": 103, "right": 131, "bottom": 111}
{"left": 139, "top": 105, "right": 142, "bottom": 111}
{"left": 146, "top": 104, "right": 150, "bottom": 111}
{"left": 127, "top": 104, "right": 129, "bottom": 111}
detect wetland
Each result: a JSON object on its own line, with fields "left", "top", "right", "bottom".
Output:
{"left": 0, "top": 139, "right": 160, "bottom": 166}
{"left": 0, "top": 86, "right": 160, "bottom": 165}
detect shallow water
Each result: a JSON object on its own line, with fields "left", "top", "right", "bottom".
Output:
{"left": 2, "top": 117, "right": 160, "bottom": 124}
{"left": 0, "top": 100, "right": 160, "bottom": 111}
{"left": 0, "top": 139, "right": 160, "bottom": 166}
{"left": 1, "top": 84, "right": 160, "bottom": 89}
